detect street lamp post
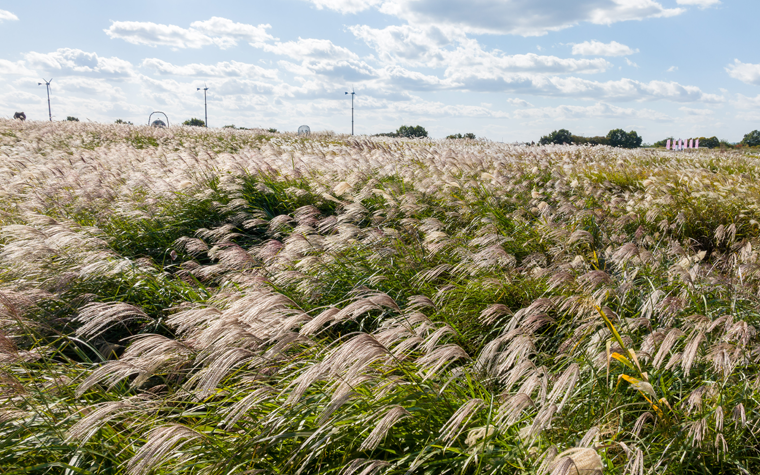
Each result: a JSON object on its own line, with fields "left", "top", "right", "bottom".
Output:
{"left": 38, "top": 78, "right": 53, "bottom": 121}
{"left": 345, "top": 89, "right": 355, "bottom": 135}
{"left": 197, "top": 85, "right": 209, "bottom": 127}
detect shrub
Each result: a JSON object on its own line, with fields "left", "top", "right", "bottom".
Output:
{"left": 183, "top": 118, "right": 206, "bottom": 127}
{"left": 446, "top": 133, "right": 476, "bottom": 139}
{"left": 741, "top": 130, "right": 760, "bottom": 147}
{"left": 606, "top": 128, "right": 642, "bottom": 148}
{"left": 539, "top": 128, "right": 573, "bottom": 145}
{"left": 396, "top": 125, "right": 428, "bottom": 138}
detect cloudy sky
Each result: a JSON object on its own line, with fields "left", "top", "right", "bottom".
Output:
{"left": 0, "top": 0, "right": 758, "bottom": 142}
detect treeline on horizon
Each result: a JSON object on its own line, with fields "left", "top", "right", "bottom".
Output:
{"left": 540, "top": 128, "right": 760, "bottom": 149}
{"left": 29, "top": 116, "right": 760, "bottom": 148}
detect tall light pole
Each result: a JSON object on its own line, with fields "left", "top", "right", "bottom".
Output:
{"left": 197, "top": 85, "right": 208, "bottom": 127}
{"left": 38, "top": 78, "right": 53, "bottom": 121}
{"left": 345, "top": 89, "right": 355, "bottom": 135}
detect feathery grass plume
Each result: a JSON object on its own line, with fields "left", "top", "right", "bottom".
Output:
{"left": 439, "top": 398, "right": 485, "bottom": 446}
{"left": 681, "top": 331, "right": 705, "bottom": 376}
{"left": 67, "top": 396, "right": 157, "bottom": 443}
{"left": 479, "top": 304, "right": 512, "bottom": 325}
{"left": 547, "top": 363, "right": 580, "bottom": 412}
{"left": 360, "top": 405, "right": 411, "bottom": 451}
{"left": 537, "top": 445, "right": 560, "bottom": 475}
{"left": 522, "top": 403, "right": 558, "bottom": 441}
{"left": 497, "top": 392, "right": 535, "bottom": 427}
{"left": 579, "top": 426, "right": 599, "bottom": 447}
{"left": 127, "top": 424, "right": 202, "bottom": 475}
{"left": 624, "top": 447, "right": 644, "bottom": 475}
{"left": 224, "top": 386, "right": 276, "bottom": 429}
{"left": 549, "top": 447, "right": 604, "bottom": 475}
{"left": 416, "top": 344, "right": 469, "bottom": 380}
{"left": 632, "top": 412, "right": 654, "bottom": 437}
{"left": 687, "top": 417, "right": 707, "bottom": 447}
{"left": 651, "top": 328, "right": 684, "bottom": 369}
{"left": 340, "top": 459, "right": 390, "bottom": 475}
{"left": 732, "top": 402, "right": 747, "bottom": 428}
{"left": 74, "top": 302, "right": 151, "bottom": 339}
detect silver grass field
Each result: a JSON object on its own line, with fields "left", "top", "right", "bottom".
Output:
{"left": 1, "top": 119, "right": 760, "bottom": 474}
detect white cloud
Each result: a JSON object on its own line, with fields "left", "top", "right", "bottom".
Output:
{"left": 678, "top": 106, "right": 713, "bottom": 116}
{"left": 313, "top": 0, "right": 684, "bottom": 36}
{"left": 141, "top": 59, "right": 279, "bottom": 79}
{"left": 625, "top": 58, "right": 639, "bottom": 68}
{"left": 676, "top": 0, "right": 720, "bottom": 7}
{"left": 667, "top": 66, "right": 678, "bottom": 72}
{"left": 445, "top": 71, "right": 723, "bottom": 103}
{"left": 253, "top": 38, "right": 377, "bottom": 81}
{"left": 0, "top": 9, "right": 18, "bottom": 22}
{"left": 308, "top": 0, "right": 383, "bottom": 13}
{"left": 446, "top": 49, "right": 611, "bottom": 75}
{"left": 105, "top": 17, "right": 274, "bottom": 49}
{"left": 255, "top": 37, "right": 359, "bottom": 61}
{"left": 726, "top": 59, "right": 760, "bottom": 86}
{"left": 24, "top": 48, "right": 134, "bottom": 78}
{"left": 513, "top": 101, "right": 670, "bottom": 121}
{"left": 507, "top": 98, "right": 533, "bottom": 107}
{"left": 352, "top": 25, "right": 612, "bottom": 75}
{"left": 349, "top": 24, "right": 458, "bottom": 67}
{"left": 731, "top": 94, "right": 760, "bottom": 110}
{"left": 572, "top": 40, "right": 637, "bottom": 56}
{"left": 0, "top": 59, "right": 33, "bottom": 76}
{"left": 54, "top": 77, "right": 126, "bottom": 99}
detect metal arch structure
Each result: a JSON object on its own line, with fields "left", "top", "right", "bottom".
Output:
{"left": 149, "top": 111, "right": 169, "bottom": 128}
{"left": 298, "top": 125, "right": 311, "bottom": 137}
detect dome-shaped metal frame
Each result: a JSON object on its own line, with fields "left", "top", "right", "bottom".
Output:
{"left": 149, "top": 111, "right": 169, "bottom": 128}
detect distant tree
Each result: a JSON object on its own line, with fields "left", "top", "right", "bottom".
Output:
{"left": 447, "top": 133, "right": 476, "bottom": 139}
{"left": 183, "top": 118, "right": 205, "bottom": 127}
{"left": 267, "top": 128, "right": 278, "bottom": 133}
{"left": 223, "top": 125, "right": 236, "bottom": 129}
{"left": 374, "top": 132, "right": 398, "bottom": 137}
{"left": 571, "top": 134, "right": 608, "bottom": 146}
{"left": 606, "top": 129, "right": 642, "bottom": 148}
{"left": 539, "top": 129, "right": 572, "bottom": 145}
{"left": 741, "top": 130, "right": 760, "bottom": 147}
{"left": 691, "top": 136, "right": 720, "bottom": 148}
{"left": 653, "top": 137, "right": 674, "bottom": 148}
{"left": 66, "top": 116, "right": 79, "bottom": 122}
{"left": 114, "top": 119, "right": 133, "bottom": 125}
{"left": 396, "top": 125, "right": 428, "bottom": 138}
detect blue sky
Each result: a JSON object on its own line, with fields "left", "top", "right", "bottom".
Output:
{"left": 1, "top": 0, "right": 759, "bottom": 142}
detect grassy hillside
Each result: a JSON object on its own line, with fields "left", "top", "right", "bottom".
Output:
{"left": 2, "top": 119, "right": 760, "bottom": 474}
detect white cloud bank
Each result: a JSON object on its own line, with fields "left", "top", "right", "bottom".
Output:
{"left": 726, "top": 60, "right": 760, "bottom": 86}
{"left": 105, "top": 17, "right": 274, "bottom": 49}
{"left": 306, "top": 0, "right": 684, "bottom": 36}
{"left": 0, "top": 9, "right": 18, "bottom": 22}
{"left": 572, "top": 40, "right": 638, "bottom": 56}
{"left": 676, "top": 0, "right": 720, "bottom": 7}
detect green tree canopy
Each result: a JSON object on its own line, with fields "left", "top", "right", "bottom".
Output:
{"left": 571, "top": 135, "right": 608, "bottom": 146}
{"left": 396, "top": 125, "right": 428, "bottom": 138}
{"left": 696, "top": 136, "right": 720, "bottom": 148}
{"left": 183, "top": 118, "right": 206, "bottom": 127}
{"left": 66, "top": 116, "right": 79, "bottom": 122}
{"left": 606, "top": 129, "right": 642, "bottom": 148}
{"left": 539, "top": 129, "right": 573, "bottom": 145}
{"left": 446, "top": 133, "right": 476, "bottom": 140}
{"left": 741, "top": 130, "right": 760, "bottom": 147}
